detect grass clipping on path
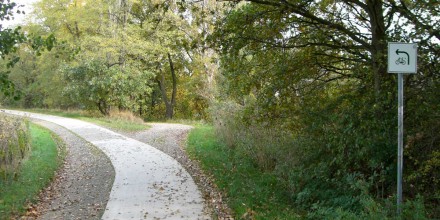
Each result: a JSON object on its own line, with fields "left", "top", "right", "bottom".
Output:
{"left": 0, "top": 123, "right": 63, "bottom": 219}
{"left": 187, "top": 125, "right": 300, "bottom": 219}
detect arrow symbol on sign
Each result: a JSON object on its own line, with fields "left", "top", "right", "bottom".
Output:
{"left": 396, "top": 49, "right": 410, "bottom": 65}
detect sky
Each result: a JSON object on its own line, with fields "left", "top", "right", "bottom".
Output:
{"left": 2, "top": 0, "right": 40, "bottom": 28}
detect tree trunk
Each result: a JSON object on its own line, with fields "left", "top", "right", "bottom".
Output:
{"left": 97, "top": 99, "right": 110, "bottom": 116}
{"left": 366, "top": 0, "right": 388, "bottom": 95}
{"left": 156, "top": 53, "right": 177, "bottom": 119}
{"left": 157, "top": 72, "right": 171, "bottom": 119}
{"left": 168, "top": 53, "right": 177, "bottom": 113}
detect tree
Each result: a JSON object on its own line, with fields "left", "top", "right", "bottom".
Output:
{"left": 1, "top": 1, "right": 56, "bottom": 99}
{"left": 214, "top": 0, "right": 439, "bottom": 94}
{"left": 28, "top": 0, "right": 155, "bottom": 114}
{"left": 0, "top": 1, "right": 26, "bottom": 56}
{"left": 210, "top": 0, "right": 440, "bottom": 216}
{"left": 1, "top": 1, "right": 25, "bottom": 98}
{"left": 156, "top": 53, "right": 177, "bottom": 119}
{"left": 129, "top": 0, "right": 203, "bottom": 119}
{"left": 62, "top": 59, "right": 153, "bottom": 115}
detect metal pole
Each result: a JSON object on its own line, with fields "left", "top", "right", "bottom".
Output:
{"left": 397, "top": 73, "right": 404, "bottom": 214}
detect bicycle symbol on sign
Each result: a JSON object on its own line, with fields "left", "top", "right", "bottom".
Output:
{"left": 395, "top": 57, "right": 407, "bottom": 65}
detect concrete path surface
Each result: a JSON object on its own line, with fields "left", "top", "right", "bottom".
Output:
{"left": 3, "top": 110, "right": 209, "bottom": 220}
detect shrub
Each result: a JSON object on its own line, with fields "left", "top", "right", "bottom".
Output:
{"left": 210, "top": 99, "right": 296, "bottom": 172}
{"left": 210, "top": 86, "right": 432, "bottom": 218}
{"left": 0, "top": 113, "right": 31, "bottom": 180}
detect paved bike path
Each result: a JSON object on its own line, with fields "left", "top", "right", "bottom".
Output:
{"left": 4, "top": 110, "right": 208, "bottom": 220}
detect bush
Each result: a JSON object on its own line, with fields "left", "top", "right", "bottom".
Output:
{"left": 210, "top": 84, "right": 433, "bottom": 218}
{"left": 210, "top": 99, "right": 296, "bottom": 172}
{"left": 0, "top": 113, "right": 31, "bottom": 180}
{"left": 286, "top": 89, "right": 398, "bottom": 210}
{"left": 404, "top": 81, "right": 440, "bottom": 217}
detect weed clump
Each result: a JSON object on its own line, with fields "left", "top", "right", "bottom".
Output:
{"left": 0, "top": 113, "right": 31, "bottom": 180}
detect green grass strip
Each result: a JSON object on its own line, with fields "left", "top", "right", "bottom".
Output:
{"left": 0, "top": 124, "right": 61, "bottom": 219}
{"left": 21, "top": 108, "right": 150, "bottom": 132}
{"left": 83, "top": 117, "right": 149, "bottom": 132}
{"left": 187, "top": 125, "right": 300, "bottom": 219}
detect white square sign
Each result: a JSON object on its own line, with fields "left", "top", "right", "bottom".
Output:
{"left": 388, "top": 42, "right": 417, "bottom": 73}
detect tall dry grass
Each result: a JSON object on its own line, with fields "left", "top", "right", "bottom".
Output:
{"left": 0, "top": 113, "right": 31, "bottom": 180}
{"left": 210, "top": 101, "right": 296, "bottom": 173}
{"left": 108, "top": 109, "right": 145, "bottom": 124}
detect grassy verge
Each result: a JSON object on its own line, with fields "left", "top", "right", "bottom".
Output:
{"left": 0, "top": 123, "right": 63, "bottom": 219}
{"left": 187, "top": 125, "right": 300, "bottom": 219}
{"left": 82, "top": 117, "right": 149, "bottom": 132}
{"left": 18, "top": 108, "right": 150, "bottom": 132}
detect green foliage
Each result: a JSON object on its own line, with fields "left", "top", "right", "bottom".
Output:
{"left": 0, "top": 1, "right": 25, "bottom": 99}
{"left": 208, "top": 94, "right": 433, "bottom": 218}
{"left": 62, "top": 59, "right": 154, "bottom": 115}
{"left": 0, "top": 70, "right": 18, "bottom": 99}
{"left": 188, "top": 124, "right": 429, "bottom": 218}
{"left": 209, "top": 0, "right": 439, "bottom": 218}
{"left": 0, "top": 26, "right": 26, "bottom": 58}
{"left": 288, "top": 89, "right": 398, "bottom": 213}
{"left": 404, "top": 74, "right": 440, "bottom": 216}
{"left": 1, "top": 0, "right": 215, "bottom": 120}
{"left": 0, "top": 0, "right": 20, "bottom": 22}
{"left": 306, "top": 195, "right": 428, "bottom": 219}
{"left": 0, "top": 0, "right": 57, "bottom": 99}
{"left": 0, "top": 123, "right": 62, "bottom": 218}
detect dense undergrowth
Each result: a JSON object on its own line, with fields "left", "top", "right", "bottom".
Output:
{"left": 207, "top": 2, "right": 439, "bottom": 218}
{"left": 188, "top": 124, "right": 430, "bottom": 219}
{"left": 208, "top": 83, "right": 437, "bottom": 218}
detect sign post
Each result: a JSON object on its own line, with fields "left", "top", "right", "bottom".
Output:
{"left": 387, "top": 42, "right": 417, "bottom": 214}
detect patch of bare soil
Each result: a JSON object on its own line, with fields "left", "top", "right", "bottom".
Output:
{"left": 121, "top": 123, "right": 234, "bottom": 220}
{"left": 21, "top": 120, "right": 114, "bottom": 220}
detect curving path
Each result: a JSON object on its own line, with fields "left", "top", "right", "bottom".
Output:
{"left": 4, "top": 110, "right": 209, "bottom": 220}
